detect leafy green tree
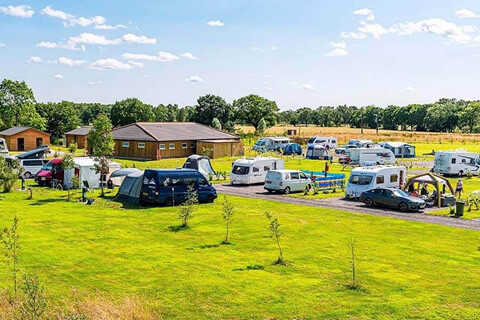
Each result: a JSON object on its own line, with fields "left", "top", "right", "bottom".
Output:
{"left": 79, "top": 103, "right": 111, "bottom": 125}
{"left": 459, "top": 102, "right": 480, "bottom": 133}
{"left": 61, "top": 153, "right": 75, "bottom": 201}
{"left": 221, "top": 196, "right": 234, "bottom": 244}
{"left": 211, "top": 117, "right": 222, "bottom": 130}
{"left": 0, "top": 158, "right": 22, "bottom": 192}
{"left": 110, "top": 98, "right": 154, "bottom": 127}
{"left": 256, "top": 118, "right": 267, "bottom": 134}
{"left": 382, "top": 105, "right": 400, "bottom": 130}
{"left": 87, "top": 114, "right": 115, "bottom": 197}
{"left": 194, "top": 94, "right": 234, "bottom": 131}
{"left": 296, "top": 107, "right": 313, "bottom": 126}
{"left": 233, "top": 94, "right": 279, "bottom": 130}
{"left": 36, "top": 101, "right": 80, "bottom": 141}
{"left": 178, "top": 184, "right": 198, "bottom": 228}
{"left": 0, "top": 79, "right": 45, "bottom": 130}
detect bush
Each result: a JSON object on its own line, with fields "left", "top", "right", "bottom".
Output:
{"left": 0, "top": 158, "right": 21, "bottom": 193}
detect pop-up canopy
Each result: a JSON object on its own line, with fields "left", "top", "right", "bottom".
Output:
{"left": 402, "top": 172, "right": 454, "bottom": 207}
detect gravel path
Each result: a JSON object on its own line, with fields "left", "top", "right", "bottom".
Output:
{"left": 216, "top": 184, "right": 480, "bottom": 231}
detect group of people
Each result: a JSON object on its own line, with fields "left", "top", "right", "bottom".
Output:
{"left": 408, "top": 179, "right": 464, "bottom": 200}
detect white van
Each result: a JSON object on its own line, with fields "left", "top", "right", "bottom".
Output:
{"left": 21, "top": 159, "right": 49, "bottom": 179}
{"left": 0, "top": 138, "right": 8, "bottom": 157}
{"left": 433, "top": 150, "right": 480, "bottom": 176}
{"left": 307, "top": 136, "right": 337, "bottom": 150}
{"left": 230, "top": 157, "right": 284, "bottom": 185}
{"left": 341, "top": 148, "right": 395, "bottom": 166}
{"left": 264, "top": 170, "right": 312, "bottom": 194}
{"left": 345, "top": 166, "right": 407, "bottom": 199}
{"left": 252, "top": 137, "right": 291, "bottom": 152}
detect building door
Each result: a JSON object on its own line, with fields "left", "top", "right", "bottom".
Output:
{"left": 17, "top": 138, "right": 25, "bottom": 151}
{"left": 36, "top": 137, "right": 43, "bottom": 148}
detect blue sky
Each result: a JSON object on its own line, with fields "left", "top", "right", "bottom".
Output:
{"left": 1, "top": 0, "right": 480, "bottom": 110}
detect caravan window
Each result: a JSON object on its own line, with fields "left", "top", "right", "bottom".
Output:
{"left": 461, "top": 158, "right": 466, "bottom": 163}
{"left": 232, "top": 166, "right": 249, "bottom": 175}
{"left": 376, "top": 176, "right": 384, "bottom": 184}
{"left": 390, "top": 174, "right": 398, "bottom": 183}
{"left": 452, "top": 158, "right": 456, "bottom": 164}
{"left": 291, "top": 172, "right": 299, "bottom": 180}
{"left": 253, "top": 167, "right": 259, "bottom": 173}
{"left": 264, "top": 166, "right": 271, "bottom": 171}
{"left": 349, "top": 175, "right": 373, "bottom": 185}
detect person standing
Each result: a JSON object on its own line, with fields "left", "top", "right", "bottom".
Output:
{"left": 324, "top": 161, "right": 329, "bottom": 178}
{"left": 456, "top": 179, "right": 464, "bottom": 199}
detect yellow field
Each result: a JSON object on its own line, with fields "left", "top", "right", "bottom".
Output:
{"left": 237, "top": 125, "right": 480, "bottom": 144}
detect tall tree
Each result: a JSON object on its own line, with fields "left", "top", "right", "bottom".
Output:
{"left": 110, "top": 98, "right": 154, "bottom": 127}
{"left": 36, "top": 101, "right": 80, "bottom": 141}
{"left": 0, "top": 79, "right": 45, "bottom": 130}
{"left": 79, "top": 103, "right": 111, "bottom": 125}
{"left": 233, "top": 94, "right": 279, "bottom": 130}
{"left": 194, "top": 95, "right": 235, "bottom": 131}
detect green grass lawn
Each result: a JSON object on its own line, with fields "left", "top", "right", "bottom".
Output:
{"left": 0, "top": 185, "right": 480, "bottom": 319}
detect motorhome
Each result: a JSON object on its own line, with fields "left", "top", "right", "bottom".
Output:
{"left": 347, "top": 139, "right": 374, "bottom": 148}
{"left": 433, "top": 150, "right": 480, "bottom": 176}
{"left": 252, "top": 137, "right": 291, "bottom": 152}
{"left": 21, "top": 159, "right": 49, "bottom": 179}
{"left": 264, "top": 170, "right": 312, "bottom": 194}
{"left": 230, "top": 157, "right": 284, "bottom": 185}
{"left": 0, "top": 138, "right": 8, "bottom": 157}
{"left": 345, "top": 165, "right": 407, "bottom": 199}
{"left": 305, "top": 145, "right": 332, "bottom": 160}
{"left": 306, "top": 136, "right": 337, "bottom": 150}
{"left": 340, "top": 148, "right": 395, "bottom": 166}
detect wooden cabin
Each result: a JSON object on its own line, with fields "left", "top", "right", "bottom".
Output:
{"left": 0, "top": 127, "right": 50, "bottom": 151}
{"left": 112, "top": 122, "right": 243, "bottom": 160}
{"left": 65, "top": 126, "right": 92, "bottom": 150}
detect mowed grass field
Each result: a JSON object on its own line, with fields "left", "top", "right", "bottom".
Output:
{"left": 1, "top": 186, "right": 480, "bottom": 318}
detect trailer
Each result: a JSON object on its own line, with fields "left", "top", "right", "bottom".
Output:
{"left": 340, "top": 148, "right": 395, "bottom": 167}
{"left": 306, "top": 136, "right": 337, "bottom": 150}
{"left": 433, "top": 150, "right": 480, "bottom": 176}
{"left": 230, "top": 157, "right": 284, "bottom": 185}
{"left": 252, "top": 137, "right": 291, "bottom": 152}
{"left": 345, "top": 165, "right": 407, "bottom": 199}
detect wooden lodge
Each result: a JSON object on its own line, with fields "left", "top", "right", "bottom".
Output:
{"left": 0, "top": 126, "right": 50, "bottom": 151}
{"left": 65, "top": 126, "right": 92, "bottom": 151}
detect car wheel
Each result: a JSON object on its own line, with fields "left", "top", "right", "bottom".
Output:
{"left": 341, "top": 150, "right": 345, "bottom": 154}
{"left": 165, "top": 197, "right": 174, "bottom": 206}
{"left": 364, "top": 198, "right": 373, "bottom": 207}
{"left": 284, "top": 187, "right": 291, "bottom": 194}
{"left": 399, "top": 202, "right": 408, "bottom": 212}
{"left": 24, "top": 172, "right": 32, "bottom": 179}
{"left": 207, "top": 195, "right": 215, "bottom": 203}
{"left": 267, "top": 189, "right": 273, "bottom": 193}
{"left": 307, "top": 184, "right": 312, "bottom": 191}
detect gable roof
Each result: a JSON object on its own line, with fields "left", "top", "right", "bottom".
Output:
{"left": 112, "top": 122, "right": 239, "bottom": 142}
{"left": 65, "top": 126, "right": 92, "bottom": 136}
{"left": 0, "top": 126, "right": 49, "bottom": 136}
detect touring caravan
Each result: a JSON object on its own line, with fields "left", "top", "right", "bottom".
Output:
{"left": 0, "top": 138, "right": 8, "bottom": 158}
{"left": 307, "top": 136, "right": 337, "bottom": 150}
{"left": 433, "top": 150, "right": 480, "bottom": 176}
{"left": 345, "top": 166, "right": 407, "bottom": 199}
{"left": 252, "top": 137, "right": 291, "bottom": 152}
{"left": 230, "top": 157, "right": 284, "bottom": 185}
{"left": 347, "top": 139, "right": 374, "bottom": 148}
{"left": 305, "top": 145, "right": 332, "bottom": 160}
{"left": 340, "top": 148, "right": 395, "bottom": 166}
{"left": 378, "top": 142, "right": 416, "bottom": 158}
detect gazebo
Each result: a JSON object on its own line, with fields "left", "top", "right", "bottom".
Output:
{"left": 402, "top": 172, "right": 455, "bottom": 207}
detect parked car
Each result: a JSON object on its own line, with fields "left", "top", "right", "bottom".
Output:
{"left": 335, "top": 144, "right": 357, "bottom": 155}
{"left": 359, "top": 187, "right": 426, "bottom": 212}
{"left": 35, "top": 158, "right": 64, "bottom": 186}
{"left": 283, "top": 143, "right": 303, "bottom": 155}
{"left": 140, "top": 169, "right": 217, "bottom": 206}
{"left": 20, "top": 159, "right": 49, "bottom": 179}
{"left": 264, "top": 170, "right": 312, "bottom": 194}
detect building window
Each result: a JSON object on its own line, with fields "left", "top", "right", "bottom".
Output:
{"left": 159, "top": 144, "right": 166, "bottom": 150}
{"left": 138, "top": 142, "right": 145, "bottom": 149}
{"left": 122, "top": 141, "right": 130, "bottom": 148}
{"left": 191, "top": 143, "right": 195, "bottom": 149}
{"left": 169, "top": 143, "right": 175, "bottom": 150}
{"left": 182, "top": 143, "right": 187, "bottom": 149}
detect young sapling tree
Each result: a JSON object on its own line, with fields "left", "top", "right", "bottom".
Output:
{"left": 347, "top": 233, "right": 359, "bottom": 290}
{"left": 19, "top": 273, "right": 47, "bottom": 320}
{"left": 0, "top": 215, "right": 20, "bottom": 297}
{"left": 61, "top": 153, "right": 75, "bottom": 201}
{"left": 221, "top": 196, "right": 234, "bottom": 244}
{"left": 265, "top": 211, "right": 285, "bottom": 265}
{"left": 178, "top": 184, "right": 198, "bottom": 228}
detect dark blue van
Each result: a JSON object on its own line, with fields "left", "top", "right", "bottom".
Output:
{"left": 140, "top": 169, "right": 217, "bottom": 206}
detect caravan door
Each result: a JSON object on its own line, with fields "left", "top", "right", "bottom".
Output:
{"left": 250, "top": 164, "right": 264, "bottom": 184}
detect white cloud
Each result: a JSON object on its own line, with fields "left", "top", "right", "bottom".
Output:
{"left": 185, "top": 76, "right": 203, "bottom": 83}
{"left": 353, "top": 8, "right": 374, "bottom": 21}
{"left": 36, "top": 40, "right": 84, "bottom": 51}
{"left": 53, "top": 74, "right": 64, "bottom": 79}
{"left": 58, "top": 57, "right": 86, "bottom": 66}
{"left": 325, "top": 48, "right": 348, "bottom": 56}
{"left": 395, "top": 18, "right": 471, "bottom": 43}
{"left": 455, "top": 9, "right": 478, "bottom": 19}
{"left": 341, "top": 31, "right": 367, "bottom": 40}
{"left": 88, "top": 80, "right": 103, "bottom": 85}
{"left": 94, "top": 24, "right": 127, "bottom": 30}
{"left": 90, "top": 58, "right": 133, "bottom": 71}
{"left": 121, "top": 33, "right": 156, "bottom": 44}
{"left": 40, "top": 6, "right": 107, "bottom": 27}
{"left": 329, "top": 41, "right": 346, "bottom": 49}
{"left": 128, "top": 60, "right": 144, "bottom": 68}
{"left": 0, "top": 5, "right": 34, "bottom": 18}
{"left": 463, "top": 25, "right": 476, "bottom": 33}
{"left": 207, "top": 20, "right": 224, "bottom": 27}
{"left": 28, "top": 56, "right": 43, "bottom": 63}
{"left": 301, "top": 83, "right": 315, "bottom": 90}
{"left": 69, "top": 32, "right": 121, "bottom": 46}
{"left": 122, "top": 51, "right": 179, "bottom": 62}
{"left": 181, "top": 52, "right": 198, "bottom": 60}
{"left": 358, "top": 22, "right": 396, "bottom": 39}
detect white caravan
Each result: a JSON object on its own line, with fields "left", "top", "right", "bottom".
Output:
{"left": 347, "top": 139, "right": 374, "bottom": 148}
{"left": 344, "top": 148, "right": 395, "bottom": 166}
{"left": 230, "top": 157, "right": 284, "bottom": 185}
{"left": 264, "top": 170, "right": 312, "bottom": 194}
{"left": 0, "top": 138, "right": 8, "bottom": 157}
{"left": 252, "top": 137, "right": 291, "bottom": 152}
{"left": 307, "top": 136, "right": 337, "bottom": 150}
{"left": 433, "top": 150, "right": 480, "bottom": 176}
{"left": 345, "top": 165, "right": 407, "bottom": 199}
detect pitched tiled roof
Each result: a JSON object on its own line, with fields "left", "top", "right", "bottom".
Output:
{"left": 0, "top": 126, "right": 49, "bottom": 136}
{"left": 112, "top": 122, "right": 239, "bottom": 142}
{"left": 65, "top": 126, "right": 92, "bottom": 136}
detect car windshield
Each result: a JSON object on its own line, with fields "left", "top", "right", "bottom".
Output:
{"left": 42, "top": 163, "right": 54, "bottom": 170}
{"left": 232, "top": 165, "right": 249, "bottom": 175}
{"left": 255, "top": 140, "right": 265, "bottom": 146}
{"left": 393, "top": 189, "right": 410, "bottom": 197}
{"left": 349, "top": 175, "right": 372, "bottom": 185}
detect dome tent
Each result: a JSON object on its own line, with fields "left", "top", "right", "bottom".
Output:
{"left": 182, "top": 154, "right": 216, "bottom": 178}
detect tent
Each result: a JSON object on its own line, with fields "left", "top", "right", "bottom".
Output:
{"left": 402, "top": 172, "right": 455, "bottom": 207}
{"left": 115, "top": 171, "right": 144, "bottom": 204}
{"left": 378, "top": 142, "right": 415, "bottom": 158}
{"left": 109, "top": 168, "right": 142, "bottom": 187}
{"left": 182, "top": 155, "right": 216, "bottom": 178}
{"left": 64, "top": 157, "right": 122, "bottom": 189}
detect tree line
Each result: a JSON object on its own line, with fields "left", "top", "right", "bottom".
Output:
{"left": 1, "top": 79, "right": 480, "bottom": 145}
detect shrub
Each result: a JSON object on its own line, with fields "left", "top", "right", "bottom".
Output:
{"left": 68, "top": 142, "right": 78, "bottom": 154}
{"left": 19, "top": 273, "right": 47, "bottom": 320}
{"left": 0, "top": 158, "right": 22, "bottom": 193}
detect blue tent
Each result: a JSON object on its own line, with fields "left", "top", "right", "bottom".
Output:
{"left": 115, "top": 171, "right": 144, "bottom": 204}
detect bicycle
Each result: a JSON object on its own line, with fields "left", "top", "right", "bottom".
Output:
{"left": 51, "top": 179, "right": 63, "bottom": 191}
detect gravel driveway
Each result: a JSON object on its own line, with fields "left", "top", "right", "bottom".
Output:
{"left": 216, "top": 184, "right": 480, "bottom": 231}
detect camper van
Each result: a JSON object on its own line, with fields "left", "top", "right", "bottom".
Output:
{"left": 140, "top": 169, "right": 217, "bottom": 206}
{"left": 433, "top": 151, "right": 480, "bottom": 176}
{"left": 340, "top": 148, "right": 395, "bottom": 166}
{"left": 0, "top": 138, "right": 8, "bottom": 158}
{"left": 345, "top": 166, "right": 407, "bottom": 199}
{"left": 230, "top": 157, "right": 284, "bottom": 185}
{"left": 305, "top": 145, "right": 332, "bottom": 160}
{"left": 21, "top": 159, "right": 49, "bottom": 179}
{"left": 306, "top": 136, "right": 337, "bottom": 150}
{"left": 252, "top": 137, "right": 291, "bottom": 152}
{"left": 347, "top": 139, "right": 374, "bottom": 148}
{"left": 264, "top": 170, "right": 312, "bottom": 194}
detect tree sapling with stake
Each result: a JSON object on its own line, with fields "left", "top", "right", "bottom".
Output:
{"left": 265, "top": 211, "right": 285, "bottom": 265}
{"left": 221, "top": 196, "right": 234, "bottom": 244}
{"left": 0, "top": 215, "right": 20, "bottom": 298}
{"left": 178, "top": 184, "right": 198, "bottom": 228}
